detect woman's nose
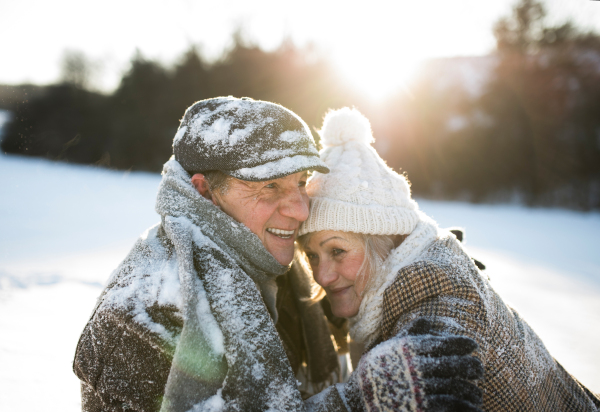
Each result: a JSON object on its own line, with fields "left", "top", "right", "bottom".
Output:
{"left": 314, "top": 261, "right": 337, "bottom": 288}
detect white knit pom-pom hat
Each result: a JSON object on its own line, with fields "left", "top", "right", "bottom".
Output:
{"left": 299, "top": 107, "right": 420, "bottom": 236}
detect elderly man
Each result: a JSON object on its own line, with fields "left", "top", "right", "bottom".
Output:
{"left": 73, "top": 97, "right": 340, "bottom": 411}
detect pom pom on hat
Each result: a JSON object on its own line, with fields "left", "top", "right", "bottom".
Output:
{"left": 299, "top": 107, "right": 421, "bottom": 237}
{"left": 320, "top": 107, "right": 374, "bottom": 147}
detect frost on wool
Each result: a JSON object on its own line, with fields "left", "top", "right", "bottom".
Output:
{"left": 319, "top": 107, "right": 375, "bottom": 147}
{"left": 98, "top": 221, "right": 225, "bottom": 356}
{"left": 236, "top": 155, "right": 322, "bottom": 181}
{"left": 190, "top": 389, "right": 225, "bottom": 412}
{"left": 174, "top": 97, "right": 320, "bottom": 180}
{"left": 180, "top": 97, "right": 316, "bottom": 154}
{"left": 99, "top": 224, "right": 184, "bottom": 347}
{"left": 184, "top": 99, "right": 250, "bottom": 147}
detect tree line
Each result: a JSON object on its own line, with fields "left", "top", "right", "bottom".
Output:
{"left": 2, "top": 0, "right": 600, "bottom": 209}
{"left": 0, "top": 38, "right": 360, "bottom": 172}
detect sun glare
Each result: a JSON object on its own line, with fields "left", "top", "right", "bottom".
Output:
{"left": 334, "top": 53, "right": 424, "bottom": 101}
{"left": 301, "top": 1, "right": 496, "bottom": 103}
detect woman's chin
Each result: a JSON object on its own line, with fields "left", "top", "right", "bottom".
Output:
{"left": 329, "top": 299, "right": 361, "bottom": 318}
{"left": 326, "top": 286, "right": 363, "bottom": 318}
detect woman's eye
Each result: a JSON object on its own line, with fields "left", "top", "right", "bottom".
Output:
{"left": 306, "top": 253, "right": 318, "bottom": 263}
{"left": 332, "top": 248, "right": 345, "bottom": 257}
{"left": 298, "top": 180, "right": 307, "bottom": 188}
{"left": 265, "top": 182, "right": 276, "bottom": 189}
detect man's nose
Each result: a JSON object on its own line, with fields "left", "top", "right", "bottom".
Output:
{"left": 280, "top": 189, "right": 309, "bottom": 222}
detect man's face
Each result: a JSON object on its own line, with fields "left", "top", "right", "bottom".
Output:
{"left": 214, "top": 171, "right": 309, "bottom": 265}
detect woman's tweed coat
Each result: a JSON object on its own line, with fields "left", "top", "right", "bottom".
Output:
{"left": 376, "top": 233, "right": 600, "bottom": 411}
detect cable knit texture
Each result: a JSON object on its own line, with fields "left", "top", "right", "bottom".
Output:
{"left": 349, "top": 214, "right": 440, "bottom": 345}
{"left": 299, "top": 108, "right": 420, "bottom": 236}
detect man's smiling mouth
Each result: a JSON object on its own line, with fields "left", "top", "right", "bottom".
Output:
{"left": 266, "top": 228, "right": 295, "bottom": 239}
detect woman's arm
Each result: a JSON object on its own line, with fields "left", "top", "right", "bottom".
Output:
{"left": 305, "top": 319, "right": 484, "bottom": 412}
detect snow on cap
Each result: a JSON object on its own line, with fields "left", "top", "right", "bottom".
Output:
{"left": 173, "top": 96, "right": 329, "bottom": 181}
{"left": 299, "top": 108, "right": 420, "bottom": 236}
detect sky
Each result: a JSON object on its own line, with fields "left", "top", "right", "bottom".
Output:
{"left": 2, "top": 0, "right": 600, "bottom": 100}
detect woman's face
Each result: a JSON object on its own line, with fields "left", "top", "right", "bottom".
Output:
{"left": 303, "top": 231, "right": 366, "bottom": 318}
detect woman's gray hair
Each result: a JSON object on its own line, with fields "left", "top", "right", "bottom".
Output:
{"left": 297, "top": 232, "right": 406, "bottom": 299}
{"left": 354, "top": 233, "right": 397, "bottom": 295}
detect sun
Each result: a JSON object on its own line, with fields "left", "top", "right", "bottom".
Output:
{"left": 332, "top": 52, "right": 424, "bottom": 101}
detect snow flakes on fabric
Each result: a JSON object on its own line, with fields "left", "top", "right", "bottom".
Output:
{"left": 156, "top": 158, "right": 302, "bottom": 411}
{"left": 86, "top": 157, "right": 302, "bottom": 411}
{"left": 235, "top": 154, "right": 321, "bottom": 180}
{"left": 279, "top": 130, "right": 306, "bottom": 143}
{"left": 173, "top": 125, "right": 188, "bottom": 145}
{"left": 99, "top": 224, "right": 183, "bottom": 345}
{"left": 190, "top": 389, "right": 225, "bottom": 412}
{"left": 173, "top": 97, "right": 328, "bottom": 181}
{"left": 187, "top": 99, "right": 261, "bottom": 147}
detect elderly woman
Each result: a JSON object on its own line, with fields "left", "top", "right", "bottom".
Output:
{"left": 300, "top": 108, "right": 600, "bottom": 412}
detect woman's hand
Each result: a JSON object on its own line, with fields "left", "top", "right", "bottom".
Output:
{"left": 355, "top": 318, "right": 484, "bottom": 412}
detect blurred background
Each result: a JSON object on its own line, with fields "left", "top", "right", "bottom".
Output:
{"left": 3, "top": 0, "right": 600, "bottom": 208}
{"left": 1, "top": 0, "right": 599, "bottom": 410}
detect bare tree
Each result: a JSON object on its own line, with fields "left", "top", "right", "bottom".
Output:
{"left": 59, "top": 49, "right": 97, "bottom": 90}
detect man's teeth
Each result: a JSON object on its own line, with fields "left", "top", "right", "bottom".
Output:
{"left": 267, "top": 228, "right": 295, "bottom": 238}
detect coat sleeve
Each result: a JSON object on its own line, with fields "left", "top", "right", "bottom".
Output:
{"left": 381, "top": 261, "right": 485, "bottom": 343}
{"left": 305, "top": 381, "right": 364, "bottom": 412}
{"left": 73, "top": 305, "right": 178, "bottom": 412}
{"left": 382, "top": 259, "right": 600, "bottom": 412}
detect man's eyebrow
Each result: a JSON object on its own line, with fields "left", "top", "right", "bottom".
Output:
{"left": 319, "top": 236, "right": 346, "bottom": 247}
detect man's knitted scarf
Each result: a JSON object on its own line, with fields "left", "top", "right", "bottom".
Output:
{"left": 349, "top": 212, "right": 440, "bottom": 346}
{"left": 156, "top": 158, "right": 304, "bottom": 411}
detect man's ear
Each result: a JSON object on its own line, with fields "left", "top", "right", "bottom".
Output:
{"left": 191, "top": 173, "right": 219, "bottom": 205}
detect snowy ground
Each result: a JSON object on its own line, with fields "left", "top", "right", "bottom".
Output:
{"left": 1, "top": 152, "right": 599, "bottom": 411}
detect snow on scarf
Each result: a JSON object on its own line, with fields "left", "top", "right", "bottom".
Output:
{"left": 154, "top": 158, "right": 304, "bottom": 411}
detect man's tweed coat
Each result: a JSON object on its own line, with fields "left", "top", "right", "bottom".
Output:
{"left": 377, "top": 234, "right": 600, "bottom": 412}
{"left": 74, "top": 250, "right": 339, "bottom": 412}
{"left": 73, "top": 157, "right": 341, "bottom": 411}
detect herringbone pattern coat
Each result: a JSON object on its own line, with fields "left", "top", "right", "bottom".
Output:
{"left": 379, "top": 235, "right": 600, "bottom": 412}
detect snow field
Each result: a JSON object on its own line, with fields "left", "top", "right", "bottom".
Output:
{"left": 0, "top": 153, "right": 599, "bottom": 412}
{"left": 0, "top": 282, "right": 99, "bottom": 411}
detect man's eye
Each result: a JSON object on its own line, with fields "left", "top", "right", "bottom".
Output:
{"left": 332, "top": 248, "right": 345, "bottom": 257}
{"left": 265, "top": 182, "right": 276, "bottom": 189}
{"left": 298, "top": 180, "right": 307, "bottom": 188}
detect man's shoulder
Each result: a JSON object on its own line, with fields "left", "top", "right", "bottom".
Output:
{"left": 73, "top": 223, "right": 183, "bottom": 394}
{"left": 88, "top": 220, "right": 236, "bottom": 337}
{"left": 87, "top": 223, "right": 184, "bottom": 341}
